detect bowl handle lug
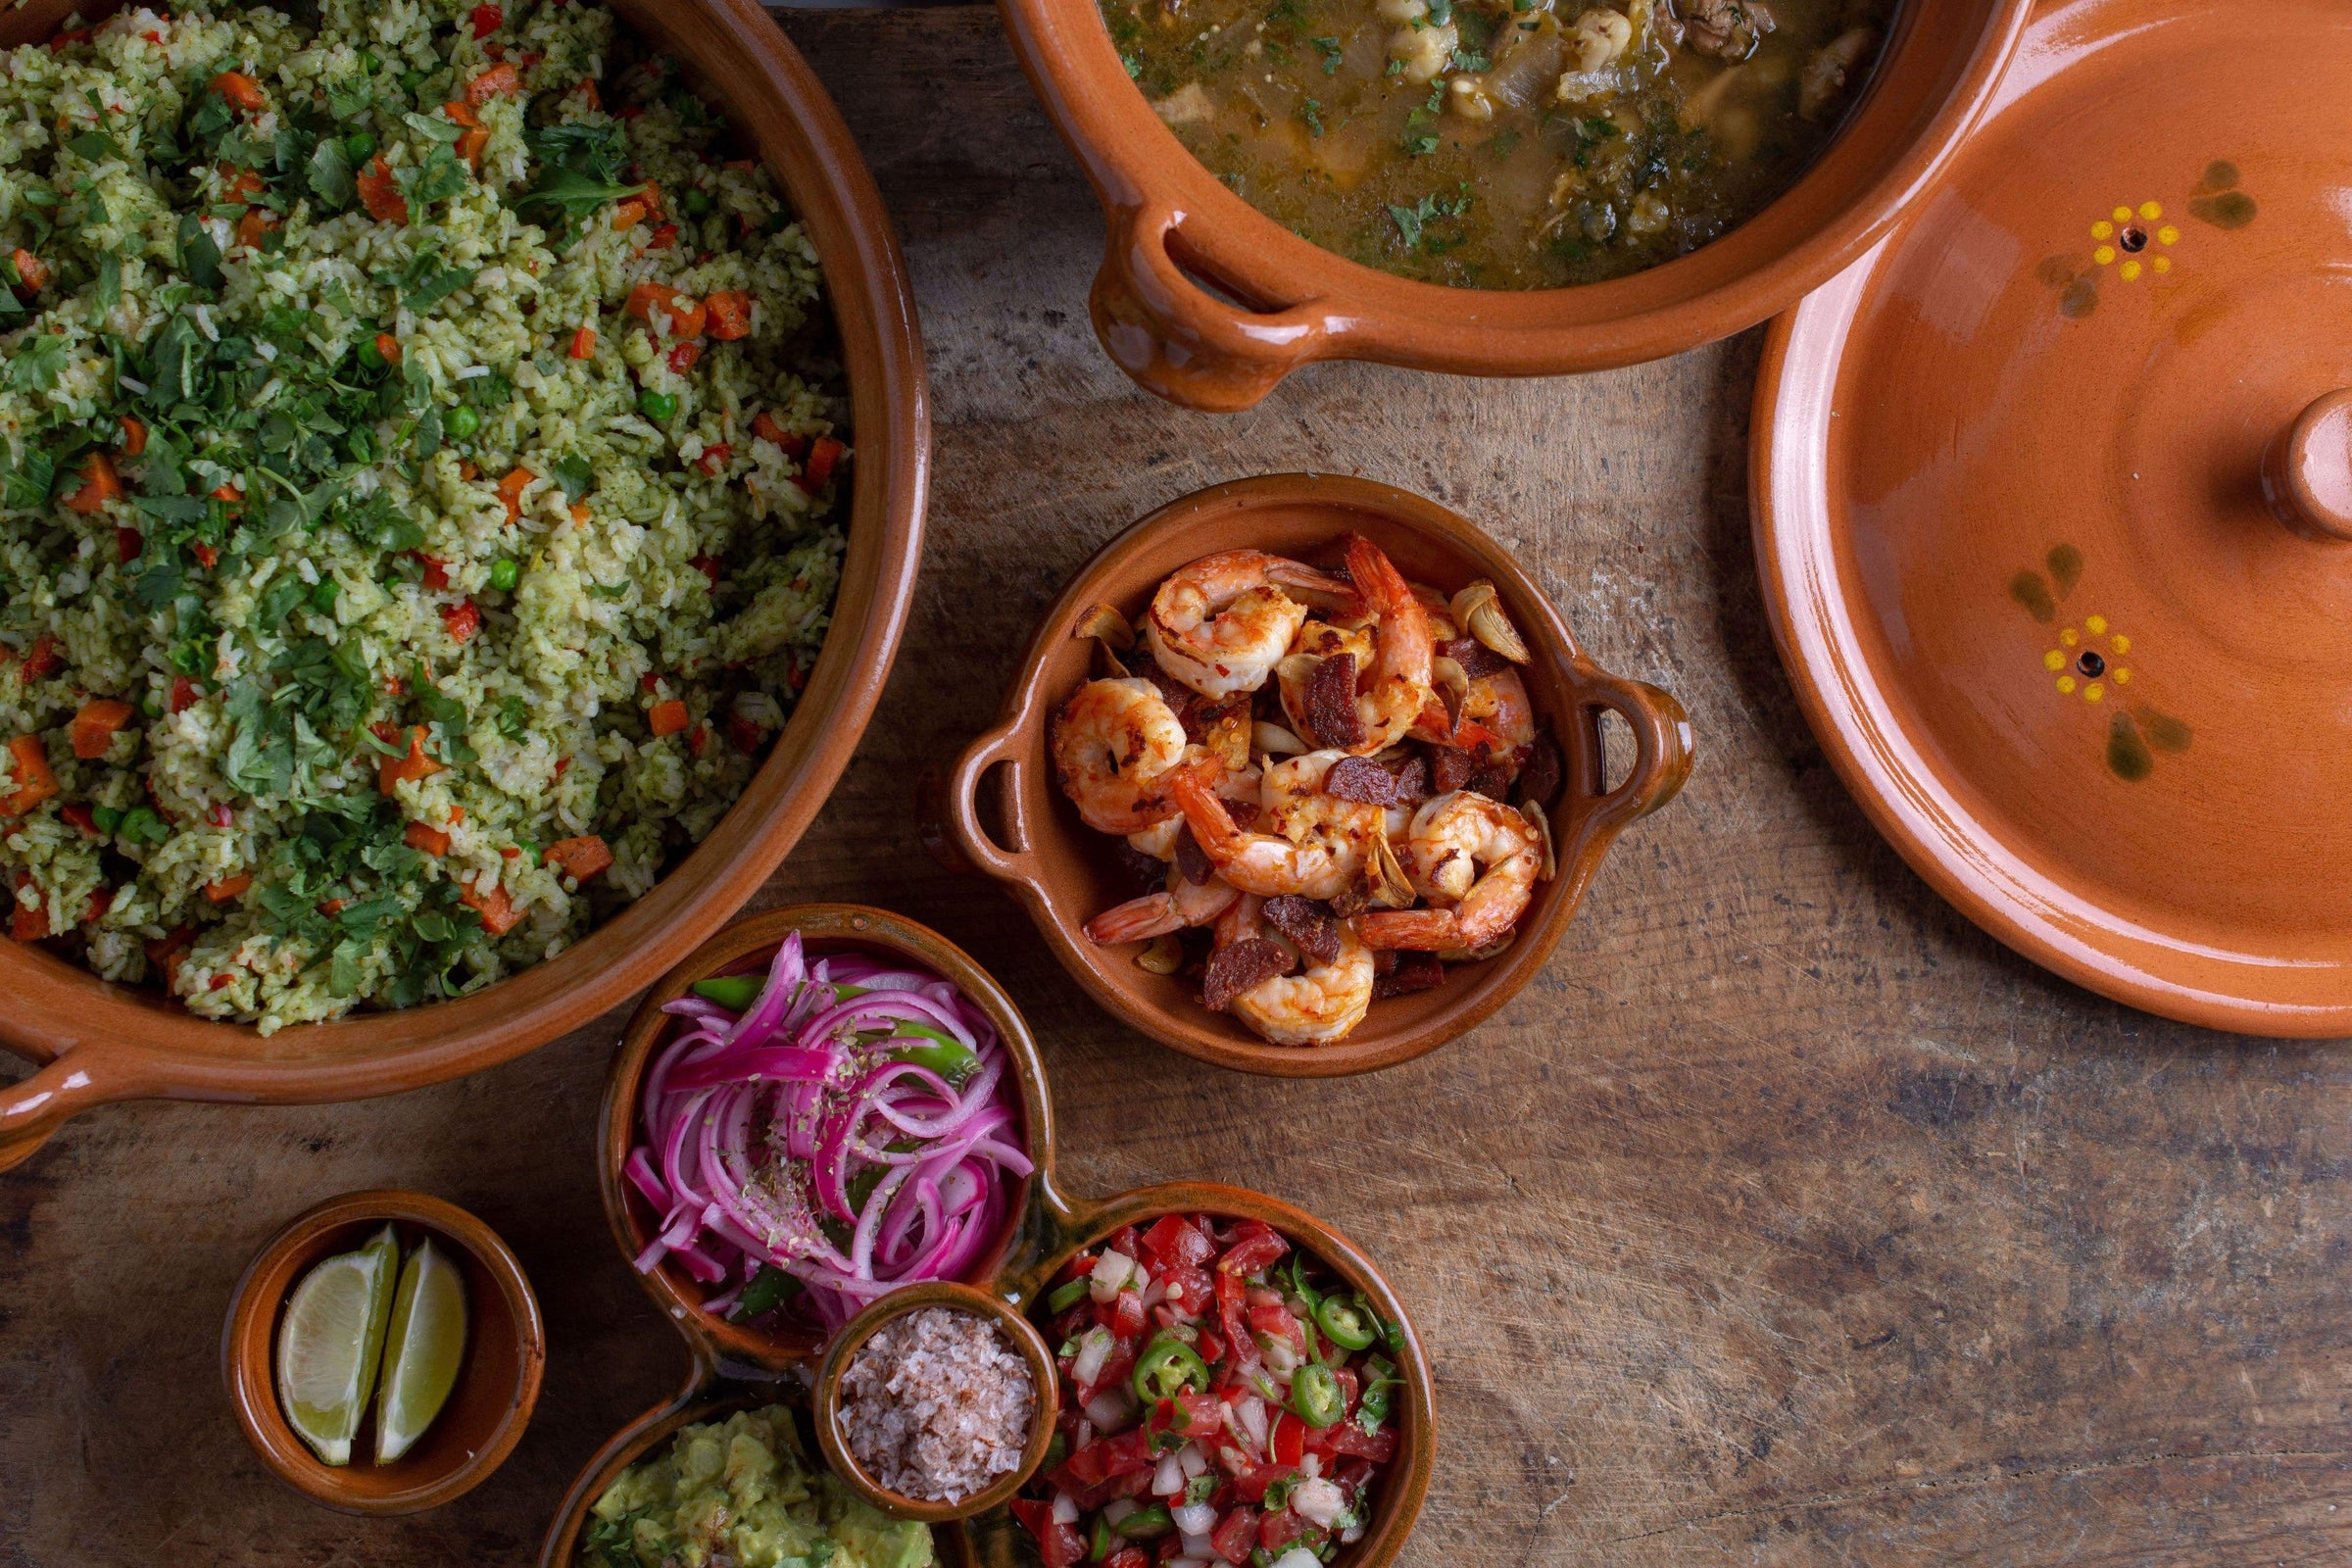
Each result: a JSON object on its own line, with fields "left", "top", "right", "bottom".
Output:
{"left": 1090, "top": 203, "right": 1339, "bottom": 413}
{"left": 944, "top": 716, "right": 1045, "bottom": 894}
{"left": 1557, "top": 672, "right": 1693, "bottom": 884}
{"left": 0, "top": 1046, "right": 142, "bottom": 1173}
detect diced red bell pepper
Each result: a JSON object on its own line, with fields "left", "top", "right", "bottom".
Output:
{"left": 169, "top": 675, "right": 200, "bottom": 713}
{"left": 60, "top": 803, "right": 98, "bottom": 836}
{"left": 1209, "top": 1507, "right": 1259, "bottom": 1564}
{"left": 415, "top": 552, "right": 450, "bottom": 590}
{"left": 696, "top": 444, "right": 731, "bottom": 476}
{"left": 1009, "top": 1500, "right": 1086, "bottom": 1568}
{"left": 725, "top": 713, "right": 764, "bottom": 755}
{"left": 667, "top": 339, "right": 701, "bottom": 373}
{"left": 84, "top": 886, "right": 113, "bottom": 924}
{"left": 358, "top": 154, "right": 409, "bottom": 223}
{"left": 1219, "top": 1220, "right": 1290, "bottom": 1276}
{"left": 441, "top": 600, "right": 480, "bottom": 644}
{"left": 116, "top": 527, "right": 144, "bottom": 564}
{"left": 469, "top": 4, "right": 504, "bottom": 38}
{"left": 568, "top": 326, "right": 597, "bottom": 359}
{"left": 1145, "top": 1213, "right": 1218, "bottom": 1270}
{"left": 20, "top": 635, "right": 61, "bottom": 681}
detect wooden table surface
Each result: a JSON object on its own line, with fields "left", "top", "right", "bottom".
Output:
{"left": 6, "top": 7, "right": 2349, "bottom": 1565}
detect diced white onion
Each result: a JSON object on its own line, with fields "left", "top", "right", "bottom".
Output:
{"left": 1236, "top": 1396, "right": 1270, "bottom": 1452}
{"left": 1171, "top": 1556, "right": 1210, "bottom": 1568}
{"left": 1178, "top": 1443, "right": 1207, "bottom": 1478}
{"left": 1153, "top": 1453, "right": 1186, "bottom": 1496}
{"left": 1090, "top": 1249, "right": 1138, "bottom": 1302}
{"left": 1072, "top": 1325, "right": 1114, "bottom": 1387}
{"left": 1270, "top": 1550, "right": 1321, "bottom": 1568}
{"left": 1102, "top": 1497, "right": 1141, "bottom": 1527}
{"left": 1087, "top": 1387, "right": 1137, "bottom": 1432}
{"left": 1173, "top": 1503, "right": 1219, "bottom": 1538}
{"left": 1253, "top": 721, "right": 1308, "bottom": 757}
{"left": 1140, "top": 1275, "right": 1168, "bottom": 1309}
{"left": 1051, "top": 1494, "right": 1080, "bottom": 1525}
{"left": 1290, "top": 1478, "right": 1347, "bottom": 1528}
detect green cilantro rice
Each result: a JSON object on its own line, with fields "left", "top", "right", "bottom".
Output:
{"left": 0, "top": 0, "right": 851, "bottom": 1031}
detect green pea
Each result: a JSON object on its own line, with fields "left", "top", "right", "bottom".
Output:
{"left": 488, "top": 558, "right": 518, "bottom": 592}
{"left": 91, "top": 805, "right": 123, "bottom": 836}
{"left": 399, "top": 69, "right": 426, "bottom": 97}
{"left": 361, "top": 49, "right": 382, "bottom": 74}
{"left": 682, "top": 188, "right": 713, "bottom": 218}
{"left": 445, "top": 405, "right": 480, "bottom": 441}
{"left": 310, "top": 577, "right": 340, "bottom": 612}
{"left": 137, "top": 689, "right": 161, "bottom": 718}
{"left": 356, "top": 337, "right": 384, "bottom": 371}
{"left": 344, "top": 130, "right": 375, "bottom": 162}
{"left": 120, "top": 807, "right": 164, "bottom": 846}
{"left": 637, "top": 389, "right": 677, "bottom": 421}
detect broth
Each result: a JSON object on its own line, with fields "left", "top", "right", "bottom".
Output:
{"left": 1102, "top": 0, "right": 1893, "bottom": 288}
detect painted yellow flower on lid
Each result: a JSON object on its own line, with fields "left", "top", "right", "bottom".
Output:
{"left": 2089, "top": 200, "right": 2180, "bottom": 281}
{"left": 2041, "top": 613, "right": 2132, "bottom": 703}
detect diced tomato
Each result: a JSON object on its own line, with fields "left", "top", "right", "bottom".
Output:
{"left": 1229, "top": 1460, "right": 1293, "bottom": 1503}
{"left": 1321, "top": 1423, "right": 1396, "bottom": 1462}
{"left": 1249, "top": 1301, "right": 1307, "bottom": 1359}
{"left": 1053, "top": 1426, "right": 1154, "bottom": 1494}
{"left": 696, "top": 443, "right": 731, "bottom": 475}
{"left": 2, "top": 736, "right": 58, "bottom": 817}
{"left": 1008, "top": 1500, "right": 1086, "bottom": 1568}
{"left": 204, "top": 873, "right": 252, "bottom": 904}
{"left": 442, "top": 600, "right": 480, "bottom": 644}
{"left": 20, "top": 635, "right": 61, "bottom": 681}
{"left": 704, "top": 289, "right": 753, "bottom": 341}
{"left": 63, "top": 452, "right": 122, "bottom": 514}
{"left": 542, "top": 835, "right": 613, "bottom": 882}
{"left": 1258, "top": 1508, "right": 1312, "bottom": 1553}
{"left": 10, "top": 247, "right": 50, "bottom": 295}
{"left": 498, "top": 466, "right": 533, "bottom": 520}
{"left": 116, "top": 527, "right": 144, "bottom": 564}
{"left": 1147, "top": 1394, "right": 1226, "bottom": 1444}
{"left": 415, "top": 553, "right": 451, "bottom": 590}
{"left": 568, "top": 326, "right": 597, "bottom": 359}
{"left": 1096, "top": 1287, "right": 1147, "bottom": 1340}
{"left": 1102, "top": 1549, "right": 1147, "bottom": 1568}
{"left": 797, "top": 434, "right": 846, "bottom": 493}
{"left": 466, "top": 61, "right": 520, "bottom": 103}
{"left": 1268, "top": 1410, "right": 1307, "bottom": 1467}
{"left": 624, "top": 282, "right": 706, "bottom": 339}
{"left": 404, "top": 820, "right": 451, "bottom": 856}
{"left": 666, "top": 340, "right": 701, "bottom": 373}
{"left": 210, "top": 72, "right": 267, "bottom": 111}
{"left": 1103, "top": 1225, "right": 1145, "bottom": 1258}
{"left": 60, "top": 803, "right": 98, "bottom": 836}
{"left": 469, "top": 4, "right": 503, "bottom": 38}
{"left": 1195, "top": 1326, "right": 1225, "bottom": 1365}
{"left": 461, "top": 875, "right": 520, "bottom": 935}
{"left": 71, "top": 699, "right": 133, "bottom": 760}
{"left": 208, "top": 803, "right": 233, "bottom": 828}
{"left": 1156, "top": 1263, "right": 1214, "bottom": 1321}
{"left": 1219, "top": 1220, "right": 1290, "bottom": 1276}
{"left": 1214, "top": 1270, "right": 1258, "bottom": 1383}
{"left": 358, "top": 154, "right": 409, "bottom": 223}
{"left": 118, "top": 416, "right": 147, "bottom": 456}
{"left": 647, "top": 699, "right": 690, "bottom": 737}
{"left": 1080, "top": 1338, "right": 1138, "bottom": 1406}
{"left": 376, "top": 725, "right": 445, "bottom": 796}
{"left": 456, "top": 125, "right": 490, "bottom": 168}
{"left": 1144, "top": 1213, "right": 1218, "bottom": 1270}
{"left": 169, "top": 676, "right": 200, "bottom": 713}
{"left": 1209, "top": 1507, "right": 1259, "bottom": 1564}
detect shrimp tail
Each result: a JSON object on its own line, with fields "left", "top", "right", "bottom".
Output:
{"left": 1267, "top": 557, "right": 1362, "bottom": 613}
{"left": 1173, "top": 768, "right": 1247, "bottom": 862}
{"left": 1086, "top": 892, "right": 1185, "bottom": 945}
{"left": 1344, "top": 533, "right": 1416, "bottom": 619}
{"left": 1357, "top": 908, "right": 1461, "bottom": 951}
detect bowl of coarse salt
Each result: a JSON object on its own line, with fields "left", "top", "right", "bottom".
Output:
{"left": 812, "top": 1281, "right": 1061, "bottom": 1522}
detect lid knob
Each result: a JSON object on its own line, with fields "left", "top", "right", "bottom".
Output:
{"left": 2263, "top": 390, "right": 2352, "bottom": 543}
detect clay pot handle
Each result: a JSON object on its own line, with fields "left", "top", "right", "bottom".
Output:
{"left": 0, "top": 1047, "right": 141, "bottom": 1173}
{"left": 2262, "top": 389, "right": 2352, "bottom": 543}
{"left": 1090, "top": 203, "right": 1341, "bottom": 413}
{"left": 1558, "top": 671, "right": 1694, "bottom": 876}
{"left": 944, "top": 715, "right": 1044, "bottom": 893}
{"left": 533, "top": 1351, "right": 721, "bottom": 1568}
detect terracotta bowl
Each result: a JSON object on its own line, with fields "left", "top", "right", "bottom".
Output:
{"left": 222, "top": 1190, "right": 546, "bottom": 1515}
{"left": 998, "top": 0, "right": 2034, "bottom": 408}
{"left": 940, "top": 474, "right": 1692, "bottom": 1076}
{"left": 0, "top": 0, "right": 930, "bottom": 1173}
{"left": 540, "top": 910, "right": 1439, "bottom": 1568}
{"left": 811, "top": 1281, "right": 1060, "bottom": 1523}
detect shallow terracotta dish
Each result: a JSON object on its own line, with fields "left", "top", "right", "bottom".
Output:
{"left": 539, "top": 906, "right": 1437, "bottom": 1568}
{"left": 0, "top": 0, "right": 930, "bottom": 1173}
{"left": 1752, "top": 0, "right": 2352, "bottom": 1034}
{"left": 222, "top": 1189, "right": 546, "bottom": 1515}
{"left": 940, "top": 474, "right": 1691, "bottom": 1076}
{"left": 996, "top": 0, "right": 2031, "bottom": 409}
{"left": 811, "top": 1281, "right": 1060, "bottom": 1522}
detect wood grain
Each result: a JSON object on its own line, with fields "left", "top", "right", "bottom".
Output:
{"left": 6, "top": 8, "right": 2352, "bottom": 1566}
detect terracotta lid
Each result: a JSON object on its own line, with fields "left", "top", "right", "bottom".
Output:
{"left": 1754, "top": 0, "right": 2352, "bottom": 1035}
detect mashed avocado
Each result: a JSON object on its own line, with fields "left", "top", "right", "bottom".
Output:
{"left": 582, "top": 1405, "right": 934, "bottom": 1568}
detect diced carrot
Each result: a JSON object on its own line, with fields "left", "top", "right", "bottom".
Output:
{"left": 404, "top": 820, "right": 451, "bottom": 856}
{"left": 466, "top": 62, "right": 521, "bottom": 103}
{"left": 704, "top": 290, "right": 752, "bottom": 341}
{"left": 750, "top": 411, "right": 787, "bottom": 446}
{"left": 219, "top": 164, "right": 264, "bottom": 203}
{"left": 542, "top": 834, "right": 613, "bottom": 881}
{"left": 441, "top": 98, "right": 482, "bottom": 128}
{"left": 169, "top": 675, "right": 200, "bottom": 712}
{"left": 210, "top": 72, "right": 266, "bottom": 111}
{"left": 71, "top": 699, "right": 133, "bottom": 760}
{"left": 497, "top": 466, "right": 533, "bottom": 521}
{"left": 648, "top": 699, "right": 689, "bottom": 737}
{"left": 47, "top": 26, "right": 92, "bottom": 51}
{"left": 458, "top": 460, "right": 480, "bottom": 481}
{"left": 8, "top": 247, "right": 49, "bottom": 295}
{"left": 442, "top": 600, "right": 480, "bottom": 643}
{"left": 457, "top": 126, "right": 490, "bottom": 169}
{"left": 118, "top": 416, "right": 147, "bottom": 456}
{"left": 60, "top": 803, "right": 98, "bottom": 836}
{"left": 11, "top": 898, "right": 46, "bottom": 943}
{"left": 374, "top": 332, "right": 402, "bottom": 366}
{"left": 574, "top": 79, "right": 602, "bottom": 111}
{"left": 204, "top": 873, "right": 253, "bottom": 904}
{"left": 3, "top": 735, "right": 59, "bottom": 817}
{"left": 568, "top": 502, "right": 590, "bottom": 524}
{"left": 63, "top": 452, "right": 122, "bottom": 514}
{"left": 358, "top": 155, "right": 409, "bottom": 224}
{"left": 697, "top": 444, "right": 731, "bottom": 476}
{"left": 460, "top": 875, "right": 519, "bottom": 935}
{"left": 800, "top": 434, "right": 846, "bottom": 492}
{"left": 376, "top": 725, "right": 446, "bottom": 796}
{"left": 568, "top": 326, "right": 596, "bottom": 359}
{"left": 235, "top": 208, "right": 273, "bottom": 249}
{"left": 22, "top": 635, "right": 62, "bottom": 681}
{"left": 209, "top": 483, "right": 243, "bottom": 504}
{"left": 611, "top": 199, "right": 647, "bottom": 232}
{"left": 624, "top": 282, "right": 705, "bottom": 340}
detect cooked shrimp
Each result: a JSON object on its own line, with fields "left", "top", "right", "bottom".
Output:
{"left": 1231, "top": 921, "right": 1375, "bottom": 1046}
{"left": 1052, "top": 677, "right": 1194, "bottom": 835}
{"left": 1172, "top": 760, "right": 1374, "bottom": 902}
{"left": 1146, "top": 551, "right": 1354, "bottom": 699}
{"left": 1085, "top": 871, "right": 1239, "bottom": 944}
{"left": 1358, "top": 791, "right": 1542, "bottom": 951}
{"left": 1414, "top": 664, "right": 1537, "bottom": 755}
{"left": 1337, "top": 535, "right": 1435, "bottom": 755}
{"left": 1127, "top": 817, "right": 1184, "bottom": 860}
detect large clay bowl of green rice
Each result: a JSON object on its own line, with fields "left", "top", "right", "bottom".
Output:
{"left": 0, "top": 0, "right": 928, "bottom": 1169}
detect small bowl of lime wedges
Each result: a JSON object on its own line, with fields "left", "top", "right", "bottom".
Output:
{"left": 222, "top": 1190, "right": 545, "bottom": 1514}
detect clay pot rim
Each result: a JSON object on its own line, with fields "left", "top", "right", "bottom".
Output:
{"left": 220, "top": 1189, "right": 546, "bottom": 1516}
{"left": 0, "top": 0, "right": 930, "bottom": 1174}
{"left": 942, "top": 472, "right": 1692, "bottom": 1077}
{"left": 811, "top": 1280, "right": 1062, "bottom": 1523}
{"left": 995, "top": 0, "right": 2034, "bottom": 406}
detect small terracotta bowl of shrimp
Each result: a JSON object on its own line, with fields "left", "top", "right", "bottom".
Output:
{"left": 941, "top": 474, "right": 1692, "bottom": 1077}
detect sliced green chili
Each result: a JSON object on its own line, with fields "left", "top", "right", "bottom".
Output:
{"left": 1131, "top": 1338, "right": 1211, "bottom": 1402}
{"left": 689, "top": 973, "right": 762, "bottom": 1011}
{"left": 1089, "top": 1514, "right": 1116, "bottom": 1561}
{"left": 889, "top": 1028, "right": 978, "bottom": 1085}
{"left": 1316, "top": 1295, "right": 1376, "bottom": 1351}
{"left": 1045, "top": 1275, "right": 1091, "bottom": 1315}
{"left": 1290, "top": 1362, "right": 1345, "bottom": 1428}
{"left": 1115, "top": 1503, "right": 1174, "bottom": 1541}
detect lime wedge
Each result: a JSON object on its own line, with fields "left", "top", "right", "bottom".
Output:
{"left": 375, "top": 1237, "right": 468, "bottom": 1463}
{"left": 275, "top": 1226, "right": 399, "bottom": 1467}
